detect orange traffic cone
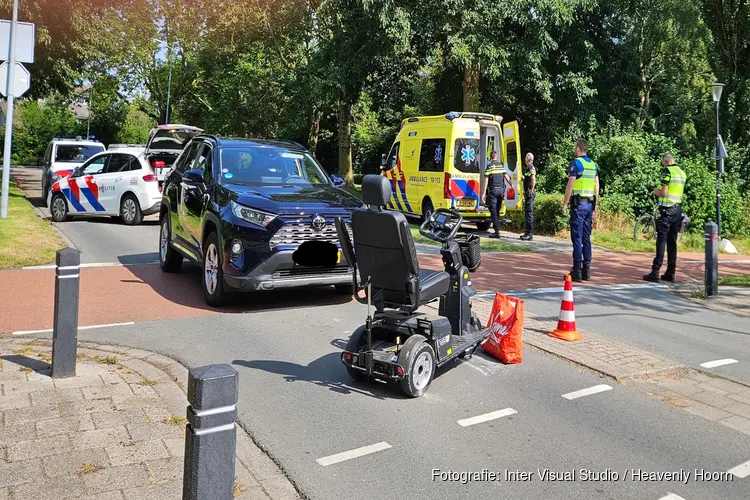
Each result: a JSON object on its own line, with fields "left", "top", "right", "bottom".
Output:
{"left": 549, "top": 274, "right": 583, "bottom": 341}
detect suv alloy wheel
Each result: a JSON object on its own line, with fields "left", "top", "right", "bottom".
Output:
{"left": 203, "top": 232, "right": 228, "bottom": 307}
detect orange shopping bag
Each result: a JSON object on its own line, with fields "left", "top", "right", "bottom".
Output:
{"left": 482, "top": 292, "right": 524, "bottom": 364}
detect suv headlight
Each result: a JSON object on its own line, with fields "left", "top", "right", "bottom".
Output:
{"left": 230, "top": 201, "right": 276, "bottom": 227}
{"left": 50, "top": 172, "right": 61, "bottom": 182}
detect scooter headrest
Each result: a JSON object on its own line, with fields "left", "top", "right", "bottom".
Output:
{"left": 361, "top": 174, "right": 391, "bottom": 207}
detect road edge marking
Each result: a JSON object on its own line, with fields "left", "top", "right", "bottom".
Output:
{"left": 728, "top": 459, "right": 750, "bottom": 479}
{"left": 562, "top": 384, "right": 613, "bottom": 400}
{"left": 700, "top": 359, "right": 739, "bottom": 369}
{"left": 11, "top": 321, "right": 135, "bottom": 336}
{"left": 457, "top": 408, "right": 517, "bottom": 427}
{"left": 316, "top": 441, "right": 391, "bottom": 466}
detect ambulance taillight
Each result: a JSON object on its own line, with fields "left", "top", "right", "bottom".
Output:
{"left": 443, "top": 173, "right": 452, "bottom": 199}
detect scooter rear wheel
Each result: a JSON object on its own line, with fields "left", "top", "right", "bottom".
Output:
{"left": 398, "top": 335, "right": 435, "bottom": 398}
{"left": 344, "top": 326, "right": 369, "bottom": 382}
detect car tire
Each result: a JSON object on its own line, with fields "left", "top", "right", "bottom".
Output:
{"left": 421, "top": 198, "right": 434, "bottom": 222}
{"left": 398, "top": 334, "right": 435, "bottom": 398}
{"left": 50, "top": 193, "right": 69, "bottom": 222}
{"left": 159, "top": 213, "right": 183, "bottom": 273}
{"left": 202, "top": 232, "right": 228, "bottom": 307}
{"left": 476, "top": 221, "right": 491, "bottom": 231}
{"left": 120, "top": 194, "right": 143, "bottom": 225}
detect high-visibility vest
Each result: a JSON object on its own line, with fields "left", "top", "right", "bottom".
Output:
{"left": 486, "top": 161, "right": 505, "bottom": 176}
{"left": 658, "top": 165, "right": 686, "bottom": 207}
{"left": 572, "top": 157, "right": 597, "bottom": 197}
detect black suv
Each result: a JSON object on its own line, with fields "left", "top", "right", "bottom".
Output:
{"left": 158, "top": 135, "right": 364, "bottom": 306}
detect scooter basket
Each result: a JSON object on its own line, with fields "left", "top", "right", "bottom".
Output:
{"left": 456, "top": 234, "right": 482, "bottom": 272}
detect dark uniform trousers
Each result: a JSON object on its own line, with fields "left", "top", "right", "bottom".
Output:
{"left": 570, "top": 197, "right": 593, "bottom": 268}
{"left": 524, "top": 189, "right": 535, "bottom": 235}
{"left": 486, "top": 176, "right": 505, "bottom": 233}
{"left": 652, "top": 204, "right": 682, "bottom": 275}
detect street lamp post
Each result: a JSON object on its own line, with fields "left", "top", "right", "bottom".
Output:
{"left": 86, "top": 84, "right": 93, "bottom": 138}
{"left": 153, "top": 38, "right": 173, "bottom": 125}
{"left": 711, "top": 82, "right": 727, "bottom": 241}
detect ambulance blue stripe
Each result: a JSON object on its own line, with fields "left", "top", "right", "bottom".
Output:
{"left": 390, "top": 184, "right": 404, "bottom": 211}
{"left": 62, "top": 188, "right": 86, "bottom": 212}
{"left": 395, "top": 179, "right": 412, "bottom": 213}
{"left": 80, "top": 188, "right": 106, "bottom": 212}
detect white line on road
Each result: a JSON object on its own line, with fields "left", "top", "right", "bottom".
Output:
{"left": 658, "top": 494, "right": 686, "bottom": 500}
{"left": 457, "top": 408, "right": 517, "bottom": 427}
{"left": 11, "top": 322, "right": 135, "bottom": 336}
{"left": 728, "top": 459, "right": 750, "bottom": 479}
{"left": 316, "top": 442, "right": 391, "bottom": 466}
{"left": 699, "top": 359, "right": 739, "bottom": 369}
{"left": 562, "top": 384, "right": 613, "bottom": 400}
{"left": 22, "top": 262, "right": 159, "bottom": 270}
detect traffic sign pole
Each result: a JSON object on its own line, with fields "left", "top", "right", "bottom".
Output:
{"left": 0, "top": 0, "right": 19, "bottom": 219}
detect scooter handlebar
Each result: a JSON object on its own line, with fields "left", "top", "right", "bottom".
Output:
{"left": 419, "top": 208, "right": 463, "bottom": 243}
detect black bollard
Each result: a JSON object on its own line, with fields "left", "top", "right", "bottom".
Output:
{"left": 52, "top": 248, "right": 81, "bottom": 378}
{"left": 705, "top": 222, "right": 719, "bottom": 297}
{"left": 183, "top": 364, "right": 239, "bottom": 500}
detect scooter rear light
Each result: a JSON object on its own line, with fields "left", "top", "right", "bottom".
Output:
{"left": 443, "top": 173, "right": 451, "bottom": 199}
{"left": 143, "top": 174, "right": 158, "bottom": 182}
{"left": 344, "top": 353, "right": 352, "bottom": 362}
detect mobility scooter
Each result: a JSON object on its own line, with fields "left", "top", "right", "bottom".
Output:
{"left": 335, "top": 175, "right": 492, "bottom": 397}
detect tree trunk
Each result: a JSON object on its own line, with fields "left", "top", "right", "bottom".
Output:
{"left": 462, "top": 62, "right": 480, "bottom": 111}
{"left": 337, "top": 101, "right": 354, "bottom": 184}
{"left": 308, "top": 107, "right": 321, "bottom": 157}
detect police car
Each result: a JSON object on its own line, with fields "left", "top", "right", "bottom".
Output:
{"left": 47, "top": 148, "right": 162, "bottom": 225}
{"left": 41, "top": 137, "right": 106, "bottom": 203}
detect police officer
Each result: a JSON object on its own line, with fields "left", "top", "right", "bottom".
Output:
{"left": 562, "top": 139, "right": 599, "bottom": 282}
{"left": 520, "top": 152, "right": 536, "bottom": 240}
{"left": 643, "top": 154, "right": 686, "bottom": 283}
{"left": 484, "top": 150, "right": 512, "bottom": 238}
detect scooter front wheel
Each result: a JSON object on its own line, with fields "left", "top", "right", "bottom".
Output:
{"left": 398, "top": 335, "right": 435, "bottom": 398}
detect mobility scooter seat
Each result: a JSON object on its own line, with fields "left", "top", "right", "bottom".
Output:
{"left": 352, "top": 175, "right": 450, "bottom": 311}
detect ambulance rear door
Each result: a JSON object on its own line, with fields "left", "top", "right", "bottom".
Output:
{"left": 502, "top": 121, "right": 522, "bottom": 210}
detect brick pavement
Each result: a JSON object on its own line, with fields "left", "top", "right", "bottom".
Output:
{"left": 0, "top": 338, "right": 300, "bottom": 500}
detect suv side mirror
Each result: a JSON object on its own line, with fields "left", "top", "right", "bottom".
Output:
{"left": 183, "top": 169, "right": 205, "bottom": 185}
{"left": 331, "top": 175, "right": 345, "bottom": 188}
{"left": 72, "top": 167, "right": 82, "bottom": 177}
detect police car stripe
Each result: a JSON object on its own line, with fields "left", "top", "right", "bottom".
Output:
{"left": 80, "top": 188, "right": 106, "bottom": 212}
{"left": 62, "top": 187, "right": 86, "bottom": 212}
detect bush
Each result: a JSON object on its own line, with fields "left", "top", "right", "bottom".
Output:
{"left": 504, "top": 193, "right": 567, "bottom": 235}
{"left": 598, "top": 193, "right": 634, "bottom": 220}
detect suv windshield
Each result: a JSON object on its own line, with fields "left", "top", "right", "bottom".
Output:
{"left": 219, "top": 147, "right": 330, "bottom": 186}
{"left": 149, "top": 129, "right": 200, "bottom": 151}
{"left": 55, "top": 145, "right": 104, "bottom": 163}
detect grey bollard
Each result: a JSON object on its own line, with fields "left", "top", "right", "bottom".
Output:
{"left": 52, "top": 248, "right": 81, "bottom": 378}
{"left": 183, "top": 364, "right": 239, "bottom": 500}
{"left": 705, "top": 222, "right": 719, "bottom": 297}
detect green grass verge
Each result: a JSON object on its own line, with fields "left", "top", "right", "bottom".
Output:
{"left": 590, "top": 230, "right": 749, "bottom": 254}
{"left": 0, "top": 183, "right": 65, "bottom": 269}
{"left": 719, "top": 275, "right": 750, "bottom": 287}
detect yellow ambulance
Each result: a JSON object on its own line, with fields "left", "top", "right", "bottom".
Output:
{"left": 380, "top": 111, "right": 523, "bottom": 230}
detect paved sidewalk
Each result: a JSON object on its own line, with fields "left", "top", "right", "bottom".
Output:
{"left": 0, "top": 338, "right": 300, "bottom": 500}
{"left": 671, "top": 281, "right": 750, "bottom": 317}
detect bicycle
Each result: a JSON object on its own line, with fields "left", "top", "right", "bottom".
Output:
{"left": 633, "top": 195, "right": 689, "bottom": 242}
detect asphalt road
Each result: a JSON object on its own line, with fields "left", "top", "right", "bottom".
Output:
{"left": 28, "top": 306, "right": 750, "bottom": 500}
{"left": 514, "top": 285, "right": 750, "bottom": 385}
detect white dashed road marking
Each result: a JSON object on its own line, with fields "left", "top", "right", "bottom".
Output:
{"left": 457, "top": 408, "right": 517, "bottom": 427}
{"left": 699, "top": 359, "right": 738, "bottom": 369}
{"left": 316, "top": 442, "right": 391, "bottom": 466}
{"left": 12, "top": 322, "right": 135, "bottom": 336}
{"left": 658, "top": 494, "right": 686, "bottom": 500}
{"left": 728, "top": 459, "right": 750, "bottom": 479}
{"left": 562, "top": 384, "right": 613, "bottom": 400}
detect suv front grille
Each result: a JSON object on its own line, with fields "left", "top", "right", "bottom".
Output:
{"left": 269, "top": 221, "right": 353, "bottom": 249}
{"left": 271, "top": 267, "right": 350, "bottom": 279}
